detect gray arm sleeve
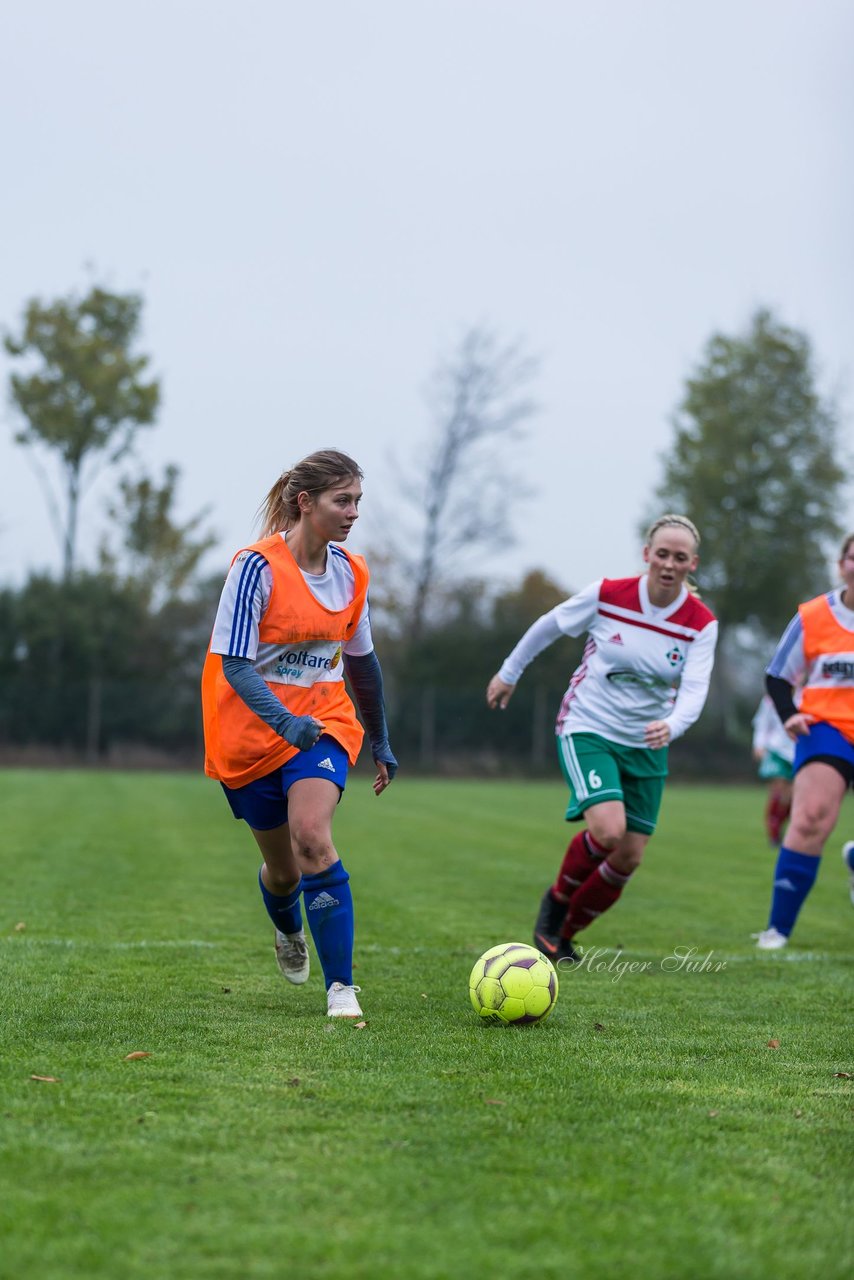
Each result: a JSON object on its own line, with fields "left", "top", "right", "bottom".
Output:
{"left": 221, "top": 655, "right": 323, "bottom": 752}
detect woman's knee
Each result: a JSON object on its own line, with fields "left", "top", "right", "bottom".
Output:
{"left": 585, "top": 816, "right": 625, "bottom": 849}
{"left": 288, "top": 818, "right": 335, "bottom": 868}
{"left": 790, "top": 800, "right": 835, "bottom": 845}
{"left": 606, "top": 832, "right": 647, "bottom": 873}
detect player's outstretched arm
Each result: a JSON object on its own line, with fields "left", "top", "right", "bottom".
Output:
{"left": 487, "top": 607, "right": 573, "bottom": 712}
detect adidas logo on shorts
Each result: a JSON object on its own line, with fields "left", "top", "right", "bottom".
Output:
{"left": 318, "top": 757, "right": 336, "bottom": 772}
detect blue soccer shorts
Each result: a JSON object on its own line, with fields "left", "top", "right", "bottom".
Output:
{"left": 793, "top": 721, "right": 854, "bottom": 788}
{"left": 221, "top": 734, "right": 349, "bottom": 830}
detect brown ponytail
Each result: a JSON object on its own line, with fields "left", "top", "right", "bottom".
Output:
{"left": 257, "top": 450, "right": 363, "bottom": 536}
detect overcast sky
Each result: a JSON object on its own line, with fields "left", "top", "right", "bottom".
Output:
{"left": 1, "top": 0, "right": 852, "bottom": 596}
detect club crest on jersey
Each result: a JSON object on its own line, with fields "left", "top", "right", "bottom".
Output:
{"left": 666, "top": 644, "right": 685, "bottom": 667}
{"left": 608, "top": 633, "right": 624, "bottom": 645}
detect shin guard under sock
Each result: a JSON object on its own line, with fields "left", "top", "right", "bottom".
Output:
{"left": 767, "top": 847, "right": 820, "bottom": 937}
{"left": 302, "top": 862, "right": 354, "bottom": 988}
{"left": 561, "top": 860, "right": 632, "bottom": 939}
{"left": 553, "top": 830, "right": 609, "bottom": 900}
{"left": 258, "top": 869, "right": 303, "bottom": 935}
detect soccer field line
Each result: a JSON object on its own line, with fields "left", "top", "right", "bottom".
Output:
{"left": 2, "top": 937, "right": 217, "bottom": 950}
{"left": 2, "top": 939, "right": 848, "bottom": 965}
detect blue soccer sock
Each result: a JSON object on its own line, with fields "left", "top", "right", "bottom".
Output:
{"left": 767, "top": 846, "right": 820, "bottom": 937}
{"left": 302, "top": 861, "right": 354, "bottom": 989}
{"left": 258, "top": 868, "right": 303, "bottom": 935}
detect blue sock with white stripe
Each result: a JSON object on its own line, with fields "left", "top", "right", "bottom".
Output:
{"left": 258, "top": 869, "right": 303, "bottom": 935}
{"left": 768, "top": 847, "right": 820, "bottom": 937}
{"left": 302, "top": 862, "right": 353, "bottom": 989}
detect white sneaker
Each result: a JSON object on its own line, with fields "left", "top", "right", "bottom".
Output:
{"left": 274, "top": 930, "right": 310, "bottom": 984}
{"left": 842, "top": 841, "right": 854, "bottom": 907}
{"left": 754, "top": 927, "right": 789, "bottom": 951}
{"left": 326, "top": 982, "right": 363, "bottom": 1018}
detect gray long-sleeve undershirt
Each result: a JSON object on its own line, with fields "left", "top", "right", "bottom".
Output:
{"left": 221, "top": 652, "right": 397, "bottom": 776}
{"left": 222, "top": 655, "right": 322, "bottom": 751}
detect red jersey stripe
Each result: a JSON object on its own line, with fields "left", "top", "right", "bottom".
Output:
{"left": 597, "top": 607, "right": 697, "bottom": 642}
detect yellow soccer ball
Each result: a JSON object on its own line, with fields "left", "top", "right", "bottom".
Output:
{"left": 469, "top": 942, "right": 558, "bottom": 1026}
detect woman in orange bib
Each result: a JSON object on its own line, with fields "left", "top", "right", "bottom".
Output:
{"left": 202, "top": 449, "right": 397, "bottom": 1016}
{"left": 755, "top": 532, "right": 854, "bottom": 949}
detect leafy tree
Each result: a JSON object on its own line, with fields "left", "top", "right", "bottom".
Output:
{"left": 100, "top": 464, "right": 217, "bottom": 606}
{"left": 0, "top": 567, "right": 219, "bottom": 756}
{"left": 5, "top": 285, "right": 160, "bottom": 578}
{"left": 652, "top": 308, "right": 846, "bottom": 636}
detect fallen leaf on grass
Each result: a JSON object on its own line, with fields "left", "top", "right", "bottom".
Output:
{"left": 13, "top": 922, "right": 26, "bottom": 932}
{"left": 30, "top": 1075, "right": 60, "bottom": 1083}
{"left": 286, "top": 1078, "right": 301, "bottom": 1087}
{"left": 221, "top": 987, "right": 232, "bottom": 994}
{"left": 594, "top": 1023, "right": 606, "bottom": 1031}
{"left": 767, "top": 1039, "right": 781, "bottom": 1049}
{"left": 833, "top": 1072, "right": 851, "bottom": 1079}
{"left": 124, "top": 1052, "right": 151, "bottom": 1061}
{"left": 794, "top": 1109, "right": 803, "bottom": 1118}
{"left": 484, "top": 1098, "right": 506, "bottom": 1106}
{"left": 353, "top": 1021, "right": 368, "bottom": 1030}
{"left": 420, "top": 993, "right": 428, "bottom": 999}
{"left": 707, "top": 1110, "right": 719, "bottom": 1118}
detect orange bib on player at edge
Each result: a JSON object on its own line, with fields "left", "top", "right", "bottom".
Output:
{"left": 201, "top": 534, "right": 369, "bottom": 787}
{"left": 798, "top": 593, "right": 854, "bottom": 745}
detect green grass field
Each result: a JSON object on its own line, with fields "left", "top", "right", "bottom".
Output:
{"left": 1, "top": 769, "right": 852, "bottom": 1280}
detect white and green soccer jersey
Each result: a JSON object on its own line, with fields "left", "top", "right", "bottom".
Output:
{"left": 499, "top": 575, "right": 718, "bottom": 748}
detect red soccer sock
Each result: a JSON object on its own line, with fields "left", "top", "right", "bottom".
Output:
{"left": 553, "top": 830, "right": 610, "bottom": 901}
{"left": 561, "top": 860, "right": 633, "bottom": 939}
{"left": 766, "top": 792, "right": 792, "bottom": 846}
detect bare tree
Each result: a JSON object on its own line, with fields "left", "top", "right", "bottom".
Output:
{"left": 387, "top": 327, "right": 538, "bottom": 643}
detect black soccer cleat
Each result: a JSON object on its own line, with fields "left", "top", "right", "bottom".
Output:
{"left": 555, "top": 937, "right": 580, "bottom": 965}
{"left": 533, "top": 887, "right": 567, "bottom": 958}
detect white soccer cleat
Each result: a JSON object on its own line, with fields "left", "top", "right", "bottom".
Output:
{"left": 842, "top": 841, "right": 854, "bottom": 907}
{"left": 326, "top": 982, "right": 363, "bottom": 1018}
{"left": 754, "top": 927, "right": 789, "bottom": 951}
{"left": 274, "top": 930, "right": 310, "bottom": 984}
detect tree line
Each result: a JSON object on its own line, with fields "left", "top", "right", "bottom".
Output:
{"left": 0, "top": 285, "right": 847, "bottom": 772}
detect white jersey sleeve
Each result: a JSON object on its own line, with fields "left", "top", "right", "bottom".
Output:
{"left": 766, "top": 613, "right": 805, "bottom": 684}
{"left": 345, "top": 599, "right": 374, "bottom": 657}
{"left": 210, "top": 551, "right": 269, "bottom": 660}
{"left": 498, "top": 581, "right": 601, "bottom": 685}
{"left": 664, "top": 618, "right": 718, "bottom": 741}
{"left": 752, "top": 695, "right": 796, "bottom": 761}
{"left": 752, "top": 696, "right": 776, "bottom": 752}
